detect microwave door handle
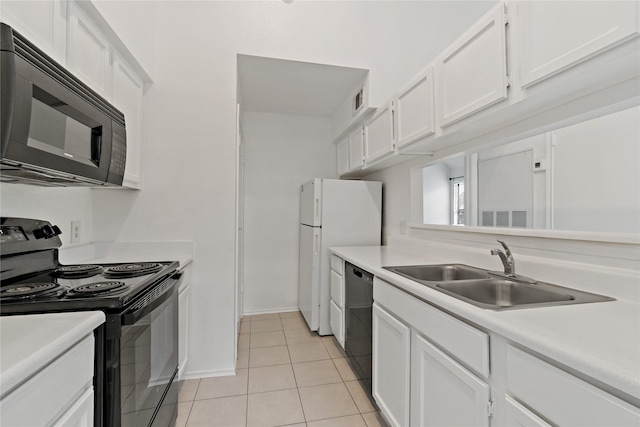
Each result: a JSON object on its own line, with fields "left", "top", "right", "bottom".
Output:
{"left": 121, "top": 278, "right": 178, "bottom": 325}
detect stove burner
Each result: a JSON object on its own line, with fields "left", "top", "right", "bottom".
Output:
{"left": 54, "top": 264, "right": 104, "bottom": 278}
{"left": 103, "top": 263, "right": 163, "bottom": 279}
{"left": 0, "top": 282, "right": 65, "bottom": 301}
{"left": 67, "top": 281, "right": 129, "bottom": 297}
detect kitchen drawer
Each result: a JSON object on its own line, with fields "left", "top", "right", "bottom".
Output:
{"left": 330, "top": 255, "right": 344, "bottom": 275}
{"left": 330, "top": 300, "right": 344, "bottom": 347}
{"left": 373, "top": 277, "right": 489, "bottom": 378}
{"left": 506, "top": 345, "right": 640, "bottom": 426}
{"left": 330, "top": 270, "right": 345, "bottom": 308}
{"left": 1, "top": 334, "right": 94, "bottom": 426}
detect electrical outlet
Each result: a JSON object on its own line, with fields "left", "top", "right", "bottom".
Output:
{"left": 70, "top": 221, "right": 81, "bottom": 243}
{"left": 399, "top": 220, "right": 408, "bottom": 235}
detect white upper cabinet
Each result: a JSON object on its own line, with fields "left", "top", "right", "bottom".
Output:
{"left": 437, "top": 3, "right": 509, "bottom": 127}
{"left": 0, "top": 1, "right": 67, "bottom": 65}
{"left": 394, "top": 66, "right": 435, "bottom": 150}
{"left": 112, "top": 53, "right": 144, "bottom": 188}
{"left": 348, "top": 125, "right": 365, "bottom": 172}
{"left": 336, "top": 137, "right": 350, "bottom": 176}
{"left": 517, "top": 1, "right": 640, "bottom": 88}
{"left": 364, "top": 100, "right": 395, "bottom": 165}
{"left": 67, "top": 3, "right": 111, "bottom": 97}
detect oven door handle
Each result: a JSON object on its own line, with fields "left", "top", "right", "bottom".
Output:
{"left": 121, "top": 276, "right": 179, "bottom": 325}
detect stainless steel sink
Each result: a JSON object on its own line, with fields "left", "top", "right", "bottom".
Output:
{"left": 384, "top": 264, "right": 490, "bottom": 282}
{"left": 383, "top": 264, "right": 615, "bottom": 310}
{"left": 436, "top": 278, "right": 614, "bottom": 310}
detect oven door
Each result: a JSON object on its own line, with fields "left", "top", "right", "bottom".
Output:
{"left": 117, "top": 277, "right": 179, "bottom": 427}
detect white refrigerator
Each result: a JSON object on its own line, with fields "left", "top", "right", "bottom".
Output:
{"left": 298, "top": 178, "right": 382, "bottom": 335}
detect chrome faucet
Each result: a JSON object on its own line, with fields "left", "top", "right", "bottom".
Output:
{"left": 491, "top": 240, "right": 516, "bottom": 277}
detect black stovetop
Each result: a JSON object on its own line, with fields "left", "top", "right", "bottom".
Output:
{"left": 0, "top": 217, "right": 179, "bottom": 315}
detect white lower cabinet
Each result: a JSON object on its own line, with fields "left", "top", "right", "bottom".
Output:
{"left": 360, "top": 272, "right": 640, "bottom": 427}
{"left": 411, "top": 333, "right": 490, "bottom": 427}
{"left": 0, "top": 335, "right": 95, "bottom": 426}
{"left": 504, "top": 395, "right": 552, "bottom": 427}
{"left": 373, "top": 278, "right": 490, "bottom": 427}
{"left": 329, "top": 255, "right": 346, "bottom": 348}
{"left": 505, "top": 345, "right": 640, "bottom": 426}
{"left": 372, "top": 302, "right": 410, "bottom": 427}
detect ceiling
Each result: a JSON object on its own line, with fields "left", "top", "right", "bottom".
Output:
{"left": 237, "top": 54, "right": 368, "bottom": 117}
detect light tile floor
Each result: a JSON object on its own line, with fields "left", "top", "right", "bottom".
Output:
{"left": 176, "top": 311, "right": 388, "bottom": 427}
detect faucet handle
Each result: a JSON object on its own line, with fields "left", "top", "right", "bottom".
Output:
{"left": 497, "top": 240, "right": 512, "bottom": 257}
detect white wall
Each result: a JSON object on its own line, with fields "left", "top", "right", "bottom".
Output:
{"left": 242, "top": 112, "right": 334, "bottom": 314}
{"left": 0, "top": 185, "right": 94, "bottom": 247}
{"left": 553, "top": 106, "right": 640, "bottom": 233}
{"left": 91, "top": 1, "right": 157, "bottom": 78}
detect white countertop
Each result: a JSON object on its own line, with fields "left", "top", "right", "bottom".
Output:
{"left": 330, "top": 245, "right": 640, "bottom": 402}
{"left": 0, "top": 311, "right": 105, "bottom": 398}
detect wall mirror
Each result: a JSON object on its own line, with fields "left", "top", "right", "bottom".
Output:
{"left": 420, "top": 105, "right": 640, "bottom": 234}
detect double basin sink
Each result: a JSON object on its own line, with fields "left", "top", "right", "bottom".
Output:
{"left": 383, "top": 264, "right": 614, "bottom": 310}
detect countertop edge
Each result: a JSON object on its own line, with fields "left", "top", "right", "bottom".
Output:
{"left": 0, "top": 311, "right": 106, "bottom": 398}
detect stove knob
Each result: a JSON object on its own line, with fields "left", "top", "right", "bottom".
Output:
{"left": 52, "top": 225, "right": 62, "bottom": 236}
{"left": 33, "top": 228, "right": 45, "bottom": 239}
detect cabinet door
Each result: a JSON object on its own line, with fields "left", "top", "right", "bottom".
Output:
{"left": 506, "top": 345, "right": 640, "bottom": 426}
{"left": 67, "top": 3, "right": 111, "bottom": 96}
{"left": 437, "top": 3, "right": 508, "bottom": 127}
{"left": 52, "top": 388, "right": 94, "bottom": 427}
{"left": 329, "top": 300, "right": 344, "bottom": 347}
{"left": 112, "top": 52, "right": 145, "bottom": 188}
{"left": 364, "top": 101, "right": 395, "bottom": 164}
{"left": 504, "top": 395, "right": 552, "bottom": 427}
{"left": 330, "top": 270, "right": 344, "bottom": 308}
{"left": 0, "top": 0, "right": 67, "bottom": 65}
{"left": 337, "top": 136, "right": 350, "bottom": 176}
{"left": 395, "top": 67, "right": 435, "bottom": 149}
{"left": 372, "top": 303, "right": 410, "bottom": 427}
{"left": 348, "top": 125, "right": 365, "bottom": 171}
{"left": 411, "top": 333, "right": 490, "bottom": 427}
{"left": 518, "top": 1, "right": 640, "bottom": 87}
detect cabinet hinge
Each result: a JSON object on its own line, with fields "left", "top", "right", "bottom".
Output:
{"left": 487, "top": 401, "right": 494, "bottom": 418}
{"left": 506, "top": 74, "right": 511, "bottom": 88}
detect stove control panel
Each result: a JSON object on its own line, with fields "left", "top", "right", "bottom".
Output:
{"left": 33, "top": 224, "right": 62, "bottom": 240}
{"left": 0, "top": 218, "right": 63, "bottom": 256}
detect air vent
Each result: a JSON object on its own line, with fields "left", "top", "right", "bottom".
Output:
{"left": 496, "top": 211, "right": 509, "bottom": 227}
{"left": 512, "top": 211, "right": 527, "bottom": 228}
{"left": 353, "top": 87, "right": 364, "bottom": 115}
{"left": 482, "top": 211, "right": 494, "bottom": 227}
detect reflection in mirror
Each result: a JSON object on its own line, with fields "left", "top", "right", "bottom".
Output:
{"left": 421, "top": 105, "right": 640, "bottom": 234}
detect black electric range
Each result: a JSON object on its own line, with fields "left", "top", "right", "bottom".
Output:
{"left": 0, "top": 217, "right": 182, "bottom": 427}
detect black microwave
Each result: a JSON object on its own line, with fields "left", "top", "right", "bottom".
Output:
{"left": 0, "top": 23, "right": 126, "bottom": 187}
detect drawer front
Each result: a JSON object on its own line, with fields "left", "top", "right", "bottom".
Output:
{"left": 330, "top": 255, "right": 344, "bottom": 275}
{"left": 330, "top": 300, "right": 344, "bottom": 347}
{"left": 1, "top": 334, "right": 94, "bottom": 426}
{"left": 506, "top": 345, "right": 640, "bottom": 426}
{"left": 374, "top": 278, "right": 489, "bottom": 378}
{"left": 330, "top": 270, "right": 345, "bottom": 308}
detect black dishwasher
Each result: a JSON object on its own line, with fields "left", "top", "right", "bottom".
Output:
{"left": 344, "top": 262, "right": 375, "bottom": 400}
